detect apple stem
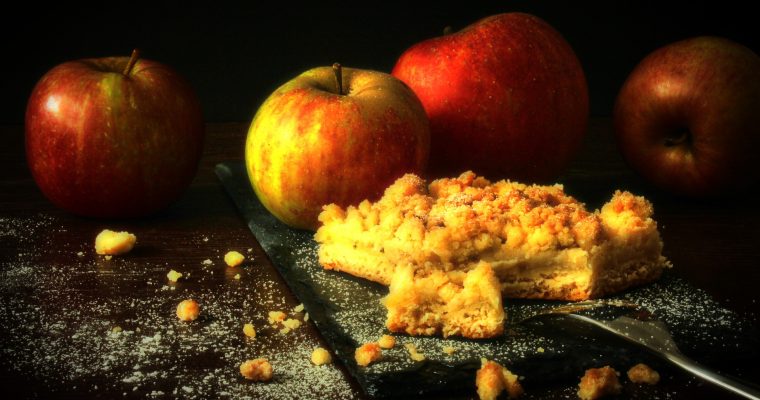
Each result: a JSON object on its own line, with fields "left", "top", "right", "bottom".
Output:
{"left": 122, "top": 49, "right": 140, "bottom": 77}
{"left": 332, "top": 63, "right": 343, "bottom": 95}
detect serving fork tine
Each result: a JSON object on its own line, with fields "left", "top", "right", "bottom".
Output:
{"left": 520, "top": 300, "right": 760, "bottom": 400}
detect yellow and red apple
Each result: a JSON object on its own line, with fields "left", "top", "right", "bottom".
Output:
{"left": 392, "top": 13, "right": 589, "bottom": 182}
{"left": 614, "top": 36, "right": 760, "bottom": 197}
{"left": 245, "top": 64, "right": 430, "bottom": 230}
{"left": 25, "top": 50, "right": 205, "bottom": 217}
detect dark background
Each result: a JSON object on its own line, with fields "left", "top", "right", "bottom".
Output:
{"left": 2, "top": 1, "right": 758, "bottom": 124}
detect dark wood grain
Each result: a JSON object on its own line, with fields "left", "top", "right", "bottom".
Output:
{"left": 1, "top": 121, "right": 758, "bottom": 399}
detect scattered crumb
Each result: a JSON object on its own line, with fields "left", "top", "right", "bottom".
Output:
{"left": 477, "top": 359, "right": 504, "bottom": 400}
{"left": 476, "top": 358, "right": 524, "bottom": 400}
{"left": 224, "top": 251, "right": 245, "bottom": 267}
{"left": 176, "top": 299, "right": 200, "bottom": 322}
{"left": 403, "top": 343, "right": 425, "bottom": 362}
{"left": 578, "top": 366, "right": 622, "bottom": 400}
{"left": 501, "top": 365, "right": 523, "bottom": 398}
{"left": 354, "top": 343, "right": 381, "bottom": 367}
{"left": 243, "top": 323, "right": 256, "bottom": 338}
{"left": 537, "top": 347, "right": 545, "bottom": 353}
{"left": 233, "top": 274, "right": 241, "bottom": 280}
{"left": 239, "top": 358, "right": 273, "bottom": 382}
{"left": 76, "top": 251, "right": 84, "bottom": 257}
{"left": 94, "top": 229, "right": 136, "bottom": 255}
{"left": 279, "top": 318, "right": 302, "bottom": 335}
{"left": 293, "top": 304, "right": 305, "bottom": 313}
{"left": 377, "top": 335, "right": 395, "bottom": 349}
{"left": 104, "top": 255, "right": 113, "bottom": 261}
{"left": 627, "top": 363, "right": 660, "bottom": 385}
{"left": 311, "top": 348, "right": 332, "bottom": 366}
{"left": 442, "top": 346, "right": 456, "bottom": 355}
{"left": 166, "top": 270, "right": 183, "bottom": 283}
{"left": 247, "top": 248, "right": 253, "bottom": 253}
{"left": 201, "top": 259, "right": 213, "bottom": 266}
{"left": 203, "top": 236, "right": 209, "bottom": 242}
{"left": 111, "top": 326, "right": 122, "bottom": 334}
{"left": 264, "top": 309, "right": 304, "bottom": 334}
{"left": 268, "top": 311, "right": 286, "bottom": 325}
{"left": 282, "top": 319, "right": 301, "bottom": 330}
{"left": 303, "top": 313, "right": 309, "bottom": 322}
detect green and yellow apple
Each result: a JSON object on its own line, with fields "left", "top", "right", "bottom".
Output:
{"left": 392, "top": 13, "right": 588, "bottom": 182}
{"left": 25, "top": 50, "right": 204, "bottom": 217}
{"left": 245, "top": 64, "right": 430, "bottom": 230}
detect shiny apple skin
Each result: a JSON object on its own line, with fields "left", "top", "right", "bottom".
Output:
{"left": 392, "top": 12, "right": 588, "bottom": 182}
{"left": 245, "top": 66, "right": 430, "bottom": 231}
{"left": 614, "top": 37, "right": 760, "bottom": 197}
{"left": 25, "top": 56, "right": 205, "bottom": 217}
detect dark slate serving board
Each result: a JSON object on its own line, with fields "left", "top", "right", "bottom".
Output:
{"left": 215, "top": 161, "right": 759, "bottom": 398}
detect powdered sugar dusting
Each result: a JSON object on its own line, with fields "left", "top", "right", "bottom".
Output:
{"left": 0, "top": 215, "right": 356, "bottom": 399}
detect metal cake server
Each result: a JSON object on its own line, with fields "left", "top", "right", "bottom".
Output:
{"left": 520, "top": 301, "right": 760, "bottom": 400}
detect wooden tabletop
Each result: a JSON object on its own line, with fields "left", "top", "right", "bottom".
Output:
{"left": 1, "top": 120, "right": 758, "bottom": 399}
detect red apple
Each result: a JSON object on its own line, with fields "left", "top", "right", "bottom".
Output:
{"left": 614, "top": 37, "right": 760, "bottom": 197}
{"left": 245, "top": 64, "right": 430, "bottom": 230}
{"left": 25, "top": 50, "right": 204, "bottom": 217}
{"left": 391, "top": 12, "right": 588, "bottom": 182}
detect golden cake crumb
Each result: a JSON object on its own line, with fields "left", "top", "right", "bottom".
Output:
{"left": 578, "top": 366, "right": 622, "bottom": 400}
{"left": 176, "top": 299, "right": 200, "bottom": 322}
{"left": 95, "top": 229, "right": 136, "bottom": 256}
{"left": 104, "top": 255, "right": 113, "bottom": 261}
{"left": 282, "top": 318, "right": 301, "bottom": 330}
{"left": 268, "top": 311, "right": 286, "bottom": 325}
{"left": 111, "top": 326, "right": 122, "bottom": 334}
{"left": 240, "top": 358, "right": 273, "bottom": 381}
{"left": 377, "top": 334, "right": 396, "bottom": 349}
{"left": 167, "top": 269, "right": 183, "bottom": 283}
{"left": 243, "top": 323, "right": 256, "bottom": 338}
{"left": 234, "top": 273, "right": 241, "bottom": 280}
{"left": 304, "top": 312, "right": 309, "bottom": 322}
{"left": 224, "top": 250, "right": 245, "bottom": 267}
{"left": 355, "top": 343, "right": 381, "bottom": 367}
{"left": 311, "top": 347, "right": 332, "bottom": 366}
{"left": 403, "top": 343, "right": 426, "bottom": 362}
{"left": 477, "top": 360, "right": 504, "bottom": 400}
{"left": 627, "top": 363, "right": 660, "bottom": 385}
{"left": 501, "top": 366, "right": 523, "bottom": 399}
{"left": 537, "top": 347, "right": 545, "bottom": 353}
{"left": 293, "top": 303, "right": 305, "bottom": 313}
{"left": 476, "top": 358, "right": 524, "bottom": 399}
{"left": 442, "top": 346, "right": 456, "bottom": 355}
{"left": 279, "top": 318, "right": 302, "bottom": 334}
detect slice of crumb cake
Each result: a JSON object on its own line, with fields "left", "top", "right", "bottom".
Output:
{"left": 315, "top": 171, "right": 668, "bottom": 302}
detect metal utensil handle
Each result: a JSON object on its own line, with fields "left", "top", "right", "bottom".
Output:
{"left": 665, "top": 352, "right": 760, "bottom": 400}
{"left": 572, "top": 314, "right": 760, "bottom": 399}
